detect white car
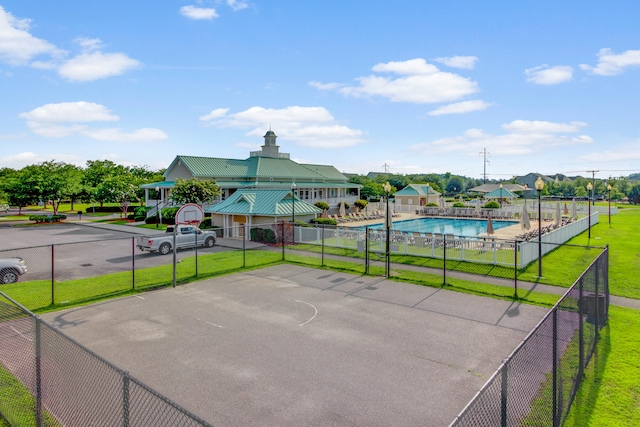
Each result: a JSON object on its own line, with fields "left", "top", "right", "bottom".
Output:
{"left": 0, "top": 204, "right": 9, "bottom": 213}
{"left": 0, "top": 257, "right": 28, "bottom": 284}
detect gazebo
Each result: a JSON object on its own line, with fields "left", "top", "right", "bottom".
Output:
{"left": 484, "top": 187, "right": 519, "bottom": 205}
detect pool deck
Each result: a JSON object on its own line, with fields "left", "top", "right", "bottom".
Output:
{"left": 340, "top": 212, "right": 543, "bottom": 241}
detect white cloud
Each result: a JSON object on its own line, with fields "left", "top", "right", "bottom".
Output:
{"left": 579, "top": 143, "right": 640, "bottom": 162}
{"left": 525, "top": 64, "right": 573, "bottom": 85}
{"left": 580, "top": 48, "right": 640, "bottom": 76}
{"left": 409, "top": 119, "right": 593, "bottom": 156}
{"left": 19, "top": 101, "right": 119, "bottom": 123}
{"left": 0, "top": 6, "right": 65, "bottom": 66}
{"left": 502, "top": 120, "right": 587, "bottom": 134}
{"left": 0, "top": 151, "right": 86, "bottom": 169}
{"left": 308, "top": 81, "right": 344, "bottom": 91}
{"left": 433, "top": 55, "right": 479, "bottom": 69}
{"left": 199, "top": 105, "right": 367, "bottom": 148}
{"left": 427, "top": 100, "right": 492, "bottom": 116}
{"left": 19, "top": 101, "right": 166, "bottom": 142}
{"left": 58, "top": 50, "right": 141, "bottom": 81}
{"left": 180, "top": 6, "right": 219, "bottom": 20}
{"left": 227, "top": 0, "right": 249, "bottom": 11}
{"left": 313, "top": 58, "right": 478, "bottom": 104}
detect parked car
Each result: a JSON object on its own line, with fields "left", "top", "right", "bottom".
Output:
{"left": 0, "top": 257, "right": 28, "bottom": 284}
{"left": 0, "top": 204, "right": 9, "bottom": 213}
{"left": 136, "top": 224, "right": 216, "bottom": 255}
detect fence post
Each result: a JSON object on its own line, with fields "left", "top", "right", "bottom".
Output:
{"left": 578, "top": 278, "right": 584, "bottom": 383}
{"left": 122, "top": 371, "right": 130, "bottom": 427}
{"left": 595, "top": 257, "right": 600, "bottom": 337}
{"left": 501, "top": 363, "right": 508, "bottom": 427}
{"left": 552, "top": 308, "right": 559, "bottom": 427}
{"left": 365, "top": 226, "right": 369, "bottom": 275}
{"left": 35, "top": 317, "right": 42, "bottom": 427}
{"left": 132, "top": 237, "right": 135, "bottom": 290}
{"left": 513, "top": 240, "right": 518, "bottom": 298}
{"left": 321, "top": 225, "right": 325, "bottom": 267}
{"left": 194, "top": 230, "right": 198, "bottom": 277}
{"left": 51, "top": 244, "right": 55, "bottom": 306}
{"left": 243, "top": 224, "right": 246, "bottom": 268}
{"left": 281, "top": 222, "right": 285, "bottom": 260}
{"left": 443, "top": 235, "right": 447, "bottom": 286}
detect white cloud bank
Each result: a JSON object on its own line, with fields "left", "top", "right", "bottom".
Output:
{"left": 180, "top": 6, "right": 219, "bottom": 20}
{"left": 310, "top": 58, "right": 479, "bottom": 104}
{"left": 580, "top": 48, "right": 640, "bottom": 76}
{"left": 0, "top": 7, "right": 140, "bottom": 81}
{"left": 427, "top": 100, "right": 492, "bottom": 116}
{"left": 19, "top": 102, "right": 167, "bottom": 142}
{"left": 525, "top": 64, "right": 574, "bottom": 85}
{"left": 199, "top": 106, "right": 367, "bottom": 148}
{"left": 433, "top": 55, "right": 479, "bottom": 69}
{"left": 409, "top": 120, "right": 592, "bottom": 156}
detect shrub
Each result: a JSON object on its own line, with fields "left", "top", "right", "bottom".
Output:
{"left": 339, "top": 201, "right": 350, "bottom": 210}
{"left": 426, "top": 202, "right": 439, "bottom": 207}
{"left": 310, "top": 217, "right": 337, "bottom": 226}
{"left": 200, "top": 217, "right": 213, "bottom": 229}
{"left": 483, "top": 201, "right": 500, "bottom": 209}
{"left": 452, "top": 202, "right": 465, "bottom": 208}
{"left": 29, "top": 215, "right": 67, "bottom": 223}
{"left": 250, "top": 227, "right": 277, "bottom": 243}
{"left": 354, "top": 199, "right": 368, "bottom": 210}
{"left": 314, "top": 201, "right": 330, "bottom": 211}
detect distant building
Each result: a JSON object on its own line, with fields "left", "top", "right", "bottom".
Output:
{"left": 142, "top": 130, "right": 362, "bottom": 216}
{"left": 393, "top": 184, "right": 441, "bottom": 207}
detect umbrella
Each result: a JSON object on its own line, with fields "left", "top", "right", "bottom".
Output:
{"left": 563, "top": 203, "right": 569, "bottom": 216}
{"left": 520, "top": 203, "right": 531, "bottom": 230}
{"left": 475, "top": 199, "right": 481, "bottom": 216}
{"left": 570, "top": 199, "right": 577, "bottom": 219}
{"left": 439, "top": 197, "right": 446, "bottom": 209}
{"left": 555, "top": 202, "right": 561, "bottom": 226}
{"left": 459, "top": 195, "right": 464, "bottom": 205}
{"left": 339, "top": 201, "right": 346, "bottom": 218}
{"left": 486, "top": 214, "right": 495, "bottom": 235}
{"left": 322, "top": 209, "right": 328, "bottom": 219}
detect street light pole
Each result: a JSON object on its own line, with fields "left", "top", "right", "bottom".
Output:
{"left": 155, "top": 186, "right": 160, "bottom": 228}
{"left": 535, "top": 177, "right": 544, "bottom": 277}
{"left": 383, "top": 181, "right": 392, "bottom": 278}
{"left": 607, "top": 183, "right": 612, "bottom": 225}
{"left": 587, "top": 182, "right": 593, "bottom": 239}
{"left": 499, "top": 183, "right": 503, "bottom": 209}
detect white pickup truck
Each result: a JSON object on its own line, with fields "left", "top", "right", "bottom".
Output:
{"left": 136, "top": 225, "right": 217, "bottom": 255}
{"left": 0, "top": 257, "right": 28, "bottom": 284}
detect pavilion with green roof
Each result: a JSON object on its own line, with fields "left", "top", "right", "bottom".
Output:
{"left": 205, "top": 188, "right": 322, "bottom": 238}
{"left": 141, "top": 130, "right": 361, "bottom": 219}
{"left": 393, "top": 184, "right": 441, "bottom": 208}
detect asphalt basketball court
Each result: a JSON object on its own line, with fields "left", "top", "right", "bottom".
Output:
{"left": 43, "top": 264, "right": 548, "bottom": 426}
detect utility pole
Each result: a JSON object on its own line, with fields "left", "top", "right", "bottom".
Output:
{"left": 382, "top": 163, "right": 391, "bottom": 174}
{"left": 479, "top": 148, "right": 490, "bottom": 184}
{"left": 586, "top": 170, "right": 599, "bottom": 205}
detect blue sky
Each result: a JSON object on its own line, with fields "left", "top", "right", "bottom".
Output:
{"left": 1, "top": 1, "right": 639, "bottom": 180}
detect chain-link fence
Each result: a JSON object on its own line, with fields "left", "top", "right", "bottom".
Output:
{"left": 0, "top": 292, "right": 213, "bottom": 427}
{"left": 450, "top": 246, "right": 609, "bottom": 427}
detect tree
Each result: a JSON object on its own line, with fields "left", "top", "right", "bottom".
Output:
{"left": 445, "top": 176, "right": 465, "bottom": 195}
{"left": 97, "top": 174, "right": 141, "bottom": 217}
{"left": 170, "top": 178, "right": 219, "bottom": 205}
{"left": 83, "top": 160, "right": 125, "bottom": 207}
{"left": 629, "top": 182, "right": 640, "bottom": 204}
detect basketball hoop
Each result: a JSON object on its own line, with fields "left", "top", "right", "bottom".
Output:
{"left": 176, "top": 204, "right": 204, "bottom": 225}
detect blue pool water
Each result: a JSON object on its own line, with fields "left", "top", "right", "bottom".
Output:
{"left": 362, "top": 217, "right": 517, "bottom": 238}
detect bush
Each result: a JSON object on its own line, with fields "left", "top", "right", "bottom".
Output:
{"left": 339, "top": 201, "right": 350, "bottom": 210}
{"left": 426, "top": 202, "right": 439, "bottom": 207}
{"left": 314, "top": 201, "right": 330, "bottom": 211}
{"left": 310, "top": 217, "right": 337, "bottom": 226}
{"left": 250, "top": 227, "right": 277, "bottom": 243}
{"left": 483, "top": 201, "right": 500, "bottom": 209}
{"left": 354, "top": 199, "right": 368, "bottom": 210}
{"left": 452, "top": 202, "right": 465, "bottom": 208}
{"left": 29, "top": 214, "right": 67, "bottom": 223}
{"left": 199, "top": 217, "right": 213, "bottom": 229}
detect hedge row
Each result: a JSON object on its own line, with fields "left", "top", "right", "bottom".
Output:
{"left": 29, "top": 215, "right": 67, "bottom": 223}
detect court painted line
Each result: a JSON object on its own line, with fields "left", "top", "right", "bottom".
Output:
{"left": 136, "top": 296, "right": 145, "bottom": 300}
{"left": 200, "top": 319, "right": 224, "bottom": 328}
{"left": 10, "top": 326, "right": 32, "bottom": 342}
{"left": 295, "top": 300, "right": 318, "bottom": 326}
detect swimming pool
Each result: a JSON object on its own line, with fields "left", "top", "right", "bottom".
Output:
{"left": 362, "top": 217, "right": 517, "bottom": 238}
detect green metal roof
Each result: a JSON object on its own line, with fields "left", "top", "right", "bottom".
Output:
{"left": 394, "top": 184, "right": 441, "bottom": 196}
{"left": 205, "top": 189, "right": 322, "bottom": 216}
{"left": 140, "top": 181, "right": 175, "bottom": 189}
{"left": 484, "top": 188, "right": 519, "bottom": 198}
{"left": 166, "top": 155, "right": 351, "bottom": 183}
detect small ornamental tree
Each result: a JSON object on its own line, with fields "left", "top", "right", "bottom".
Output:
{"left": 314, "top": 201, "right": 330, "bottom": 211}
{"left": 354, "top": 199, "right": 368, "bottom": 211}
{"left": 483, "top": 200, "right": 500, "bottom": 209}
